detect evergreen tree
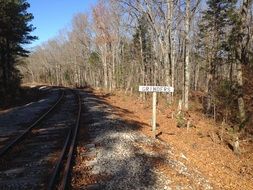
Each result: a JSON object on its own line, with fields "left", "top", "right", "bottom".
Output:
{"left": 132, "top": 15, "right": 152, "bottom": 84}
{"left": 198, "top": 0, "right": 237, "bottom": 114}
{"left": 199, "top": 0, "right": 237, "bottom": 60}
{"left": 0, "top": 0, "right": 37, "bottom": 95}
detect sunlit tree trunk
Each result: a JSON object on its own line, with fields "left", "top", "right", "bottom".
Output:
{"left": 183, "top": 0, "right": 191, "bottom": 111}
{"left": 102, "top": 48, "right": 108, "bottom": 89}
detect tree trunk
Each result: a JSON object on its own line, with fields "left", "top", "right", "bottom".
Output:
{"left": 235, "top": 0, "right": 252, "bottom": 123}
{"left": 112, "top": 47, "right": 116, "bottom": 90}
{"left": 139, "top": 33, "right": 146, "bottom": 100}
{"left": 183, "top": 0, "right": 191, "bottom": 111}
{"left": 236, "top": 63, "right": 246, "bottom": 122}
{"left": 194, "top": 63, "right": 199, "bottom": 91}
{"left": 102, "top": 47, "right": 108, "bottom": 89}
{"left": 168, "top": 0, "right": 175, "bottom": 102}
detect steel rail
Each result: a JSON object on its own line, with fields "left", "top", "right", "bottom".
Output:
{"left": 47, "top": 90, "right": 82, "bottom": 190}
{"left": 0, "top": 90, "right": 65, "bottom": 157}
{"left": 47, "top": 127, "right": 72, "bottom": 190}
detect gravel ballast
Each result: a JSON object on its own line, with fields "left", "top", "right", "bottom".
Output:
{"left": 73, "top": 90, "right": 213, "bottom": 190}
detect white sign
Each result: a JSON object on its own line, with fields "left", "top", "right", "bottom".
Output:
{"left": 139, "top": 86, "right": 174, "bottom": 93}
{"left": 139, "top": 85, "right": 175, "bottom": 138}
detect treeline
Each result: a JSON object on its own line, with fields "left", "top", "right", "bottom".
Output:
{"left": 22, "top": 0, "right": 253, "bottom": 126}
{"left": 0, "top": 0, "right": 36, "bottom": 97}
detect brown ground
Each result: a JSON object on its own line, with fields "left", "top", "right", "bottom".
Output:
{"left": 92, "top": 89, "right": 253, "bottom": 190}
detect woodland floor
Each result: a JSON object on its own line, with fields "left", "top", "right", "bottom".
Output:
{"left": 88, "top": 89, "right": 253, "bottom": 190}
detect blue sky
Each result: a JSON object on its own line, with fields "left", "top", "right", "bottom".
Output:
{"left": 27, "top": 0, "right": 97, "bottom": 47}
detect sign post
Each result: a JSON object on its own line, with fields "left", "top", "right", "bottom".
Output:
{"left": 152, "top": 92, "right": 157, "bottom": 134}
{"left": 139, "top": 86, "right": 174, "bottom": 138}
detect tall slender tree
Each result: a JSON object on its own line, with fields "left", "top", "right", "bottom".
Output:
{"left": 183, "top": 0, "right": 191, "bottom": 111}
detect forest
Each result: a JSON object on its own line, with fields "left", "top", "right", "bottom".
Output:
{"left": 2, "top": 0, "right": 253, "bottom": 132}
{"left": 1, "top": 1, "right": 253, "bottom": 188}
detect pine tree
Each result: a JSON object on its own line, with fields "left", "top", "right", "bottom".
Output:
{"left": 198, "top": 0, "right": 237, "bottom": 115}
{"left": 132, "top": 15, "right": 152, "bottom": 85}
{"left": 0, "top": 0, "right": 37, "bottom": 95}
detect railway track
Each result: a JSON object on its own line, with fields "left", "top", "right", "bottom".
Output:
{"left": 0, "top": 90, "right": 64, "bottom": 157}
{"left": 0, "top": 89, "right": 82, "bottom": 190}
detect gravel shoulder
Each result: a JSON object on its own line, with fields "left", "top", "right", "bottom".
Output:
{"left": 72, "top": 89, "right": 213, "bottom": 190}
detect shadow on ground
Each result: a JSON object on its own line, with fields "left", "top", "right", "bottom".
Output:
{"left": 74, "top": 88, "right": 173, "bottom": 190}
